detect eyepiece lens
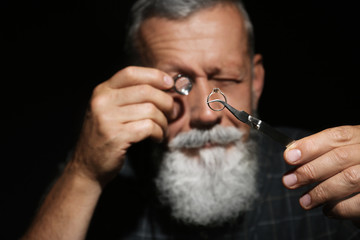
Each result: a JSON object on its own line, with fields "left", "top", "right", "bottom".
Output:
{"left": 174, "top": 74, "right": 192, "bottom": 95}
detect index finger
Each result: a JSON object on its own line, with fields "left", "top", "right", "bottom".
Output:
{"left": 108, "top": 66, "right": 174, "bottom": 90}
{"left": 284, "top": 125, "right": 360, "bottom": 165}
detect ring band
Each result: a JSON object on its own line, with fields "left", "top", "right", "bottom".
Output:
{"left": 206, "top": 88, "right": 227, "bottom": 111}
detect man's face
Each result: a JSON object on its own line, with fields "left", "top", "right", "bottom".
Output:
{"left": 139, "top": 3, "right": 264, "bottom": 145}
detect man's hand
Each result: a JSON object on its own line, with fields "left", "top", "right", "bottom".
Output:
{"left": 282, "top": 125, "right": 360, "bottom": 223}
{"left": 69, "top": 66, "right": 175, "bottom": 186}
{"left": 21, "top": 67, "right": 175, "bottom": 240}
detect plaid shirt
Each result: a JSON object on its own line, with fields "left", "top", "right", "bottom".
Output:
{"left": 86, "top": 128, "right": 360, "bottom": 240}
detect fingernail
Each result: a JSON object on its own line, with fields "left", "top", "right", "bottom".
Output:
{"left": 286, "top": 149, "right": 301, "bottom": 163}
{"left": 300, "top": 194, "right": 311, "bottom": 208}
{"left": 283, "top": 173, "right": 297, "bottom": 187}
{"left": 163, "top": 75, "right": 174, "bottom": 87}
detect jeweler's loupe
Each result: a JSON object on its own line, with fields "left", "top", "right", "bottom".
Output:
{"left": 206, "top": 88, "right": 227, "bottom": 111}
{"left": 172, "top": 74, "right": 193, "bottom": 95}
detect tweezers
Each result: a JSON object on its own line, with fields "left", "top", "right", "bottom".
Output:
{"left": 207, "top": 100, "right": 295, "bottom": 148}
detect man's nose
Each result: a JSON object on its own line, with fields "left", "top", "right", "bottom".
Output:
{"left": 189, "top": 79, "right": 222, "bottom": 129}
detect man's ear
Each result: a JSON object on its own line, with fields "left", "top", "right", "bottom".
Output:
{"left": 251, "top": 54, "right": 265, "bottom": 109}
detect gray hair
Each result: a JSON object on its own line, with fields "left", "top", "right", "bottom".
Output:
{"left": 125, "top": 0, "right": 255, "bottom": 64}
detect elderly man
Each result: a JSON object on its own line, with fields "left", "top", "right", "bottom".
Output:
{"left": 22, "top": 0, "right": 360, "bottom": 239}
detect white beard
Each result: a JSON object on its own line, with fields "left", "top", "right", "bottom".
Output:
{"left": 155, "top": 125, "right": 259, "bottom": 226}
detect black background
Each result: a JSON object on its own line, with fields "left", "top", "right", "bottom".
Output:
{"left": 2, "top": 0, "right": 359, "bottom": 239}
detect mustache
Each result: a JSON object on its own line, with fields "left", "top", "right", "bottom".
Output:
{"left": 168, "top": 125, "right": 244, "bottom": 150}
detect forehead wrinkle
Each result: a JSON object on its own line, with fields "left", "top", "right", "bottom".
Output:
{"left": 140, "top": 5, "right": 247, "bottom": 49}
{"left": 138, "top": 22, "right": 203, "bottom": 65}
{"left": 143, "top": 24, "right": 222, "bottom": 51}
{"left": 138, "top": 4, "right": 249, "bottom": 72}
{"left": 145, "top": 40, "right": 247, "bottom": 79}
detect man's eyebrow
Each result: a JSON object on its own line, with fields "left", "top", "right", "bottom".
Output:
{"left": 160, "top": 61, "right": 248, "bottom": 79}
{"left": 160, "top": 62, "right": 197, "bottom": 76}
{"left": 211, "top": 68, "right": 248, "bottom": 79}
